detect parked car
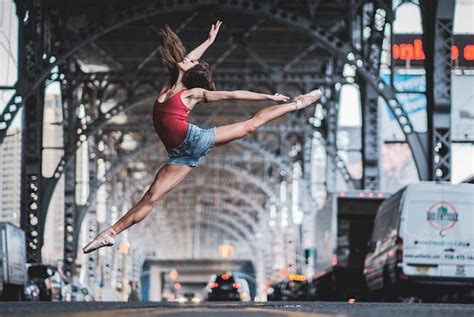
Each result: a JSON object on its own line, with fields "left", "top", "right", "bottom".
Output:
{"left": 24, "top": 280, "right": 40, "bottom": 301}
{"left": 364, "top": 182, "right": 474, "bottom": 302}
{"left": 27, "top": 264, "right": 64, "bottom": 301}
{"left": 267, "top": 275, "right": 310, "bottom": 301}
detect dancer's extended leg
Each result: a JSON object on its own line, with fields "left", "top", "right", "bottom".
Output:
{"left": 82, "top": 164, "right": 192, "bottom": 253}
{"left": 214, "top": 89, "right": 321, "bottom": 146}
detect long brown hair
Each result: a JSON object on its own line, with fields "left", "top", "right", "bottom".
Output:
{"left": 159, "top": 25, "right": 187, "bottom": 86}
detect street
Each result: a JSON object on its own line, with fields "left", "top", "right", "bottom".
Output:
{"left": 0, "top": 302, "right": 473, "bottom": 317}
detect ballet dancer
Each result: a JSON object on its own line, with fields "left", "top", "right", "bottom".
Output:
{"left": 83, "top": 21, "right": 321, "bottom": 253}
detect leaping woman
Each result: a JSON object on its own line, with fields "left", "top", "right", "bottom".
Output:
{"left": 83, "top": 21, "right": 321, "bottom": 253}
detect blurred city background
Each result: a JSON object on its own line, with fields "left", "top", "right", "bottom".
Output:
{"left": 0, "top": 0, "right": 473, "bottom": 308}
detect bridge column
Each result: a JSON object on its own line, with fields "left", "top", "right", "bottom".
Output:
{"left": 358, "top": 0, "right": 388, "bottom": 190}
{"left": 421, "top": 0, "right": 455, "bottom": 181}
{"left": 61, "top": 78, "right": 80, "bottom": 281}
{"left": 80, "top": 139, "right": 99, "bottom": 291}
{"left": 18, "top": 0, "right": 46, "bottom": 263}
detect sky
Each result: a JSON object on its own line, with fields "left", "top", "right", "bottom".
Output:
{"left": 0, "top": 0, "right": 473, "bottom": 183}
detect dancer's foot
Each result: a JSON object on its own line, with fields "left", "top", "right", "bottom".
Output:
{"left": 82, "top": 227, "right": 117, "bottom": 254}
{"left": 293, "top": 89, "right": 322, "bottom": 110}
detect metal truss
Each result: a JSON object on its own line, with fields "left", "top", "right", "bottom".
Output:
{"left": 153, "top": 218, "right": 257, "bottom": 257}
{"left": 162, "top": 189, "right": 263, "bottom": 234}
{"left": 420, "top": 0, "right": 454, "bottom": 181}
{"left": 172, "top": 183, "right": 267, "bottom": 214}
{"left": 3, "top": 0, "right": 425, "bottom": 177}
{"left": 5, "top": 0, "right": 447, "bottom": 263}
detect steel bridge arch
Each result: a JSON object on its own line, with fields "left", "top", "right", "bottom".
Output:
{"left": 159, "top": 218, "right": 258, "bottom": 256}
{"left": 164, "top": 192, "right": 260, "bottom": 233}
{"left": 74, "top": 152, "right": 276, "bottom": 244}
{"left": 1, "top": 0, "right": 426, "bottom": 178}
{"left": 75, "top": 181, "right": 272, "bottom": 260}
{"left": 148, "top": 218, "right": 257, "bottom": 261}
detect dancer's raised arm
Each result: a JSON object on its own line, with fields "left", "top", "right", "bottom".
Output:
{"left": 185, "top": 88, "right": 289, "bottom": 104}
{"left": 186, "top": 21, "right": 222, "bottom": 61}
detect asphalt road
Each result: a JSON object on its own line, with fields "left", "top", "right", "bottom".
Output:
{"left": 0, "top": 302, "right": 473, "bottom": 317}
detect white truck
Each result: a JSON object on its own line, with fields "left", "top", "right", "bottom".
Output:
{"left": 364, "top": 182, "right": 474, "bottom": 301}
{"left": 0, "top": 222, "right": 27, "bottom": 300}
{"left": 312, "top": 191, "right": 387, "bottom": 300}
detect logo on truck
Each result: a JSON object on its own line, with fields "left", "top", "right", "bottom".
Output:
{"left": 426, "top": 201, "right": 458, "bottom": 232}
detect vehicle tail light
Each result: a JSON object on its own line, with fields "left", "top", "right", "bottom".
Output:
{"left": 396, "top": 236, "right": 403, "bottom": 262}
{"left": 221, "top": 274, "right": 230, "bottom": 280}
{"left": 209, "top": 282, "right": 219, "bottom": 288}
{"left": 331, "top": 256, "right": 338, "bottom": 266}
{"left": 232, "top": 283, "right": 241, "bottom": 289}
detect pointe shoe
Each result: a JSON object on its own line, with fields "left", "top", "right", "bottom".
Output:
{"left": 293, "top": 89, "right": 322, "bottom": 109}
{"left": 82, "top": 227, "right": 117, "bottom": 254}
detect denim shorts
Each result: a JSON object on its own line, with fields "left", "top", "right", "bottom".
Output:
{"left": 166, "top": 123, "right": 216, "bottom": 167}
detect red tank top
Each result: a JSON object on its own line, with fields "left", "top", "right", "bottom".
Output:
{"left": 153, "top": 89, "right": 190, "bottom": 149}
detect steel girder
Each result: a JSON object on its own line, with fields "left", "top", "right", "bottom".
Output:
{"left": 17, "top": 0, "right": 46, "bottom": 263}
{"left": 83, "top": 140, "right": 99, "bottom": 290}
{"left": 61, "top": 78, "right": 81, "bottom": 281}
{"left": 63, "top": 157, "right": 77, "bottom": 281}
{"left": 2, "top": 0, "right": 425, "bottom": 178}
{"left": 74, "top": 71, "right": 342, "bottom": 90}
{"left": 360, "top": 84, "right": 381, "bottom": 189}
{"left": 357, "top": 1, "right": 387, "bottom": 189}
{"left": 420, "top": 0, "right": 454, "bottom": 181}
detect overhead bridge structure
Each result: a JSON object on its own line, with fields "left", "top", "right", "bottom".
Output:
{"left": 0, "top": 0, "right": 456, "bottom": 299}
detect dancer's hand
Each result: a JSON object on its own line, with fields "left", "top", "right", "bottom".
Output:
{"left": 270, "top": 93, "right": 290, "bottom": 102}
{"left": 208, "top": 20, "right": 223, "bottom": 43}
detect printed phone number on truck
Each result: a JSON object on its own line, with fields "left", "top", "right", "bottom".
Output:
{"left": 444, "top": 254, "right": 474, "bottom": 261}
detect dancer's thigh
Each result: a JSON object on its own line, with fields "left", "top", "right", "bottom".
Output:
{"left": 147, "top": 163, "right": 193, "bottom": 200}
